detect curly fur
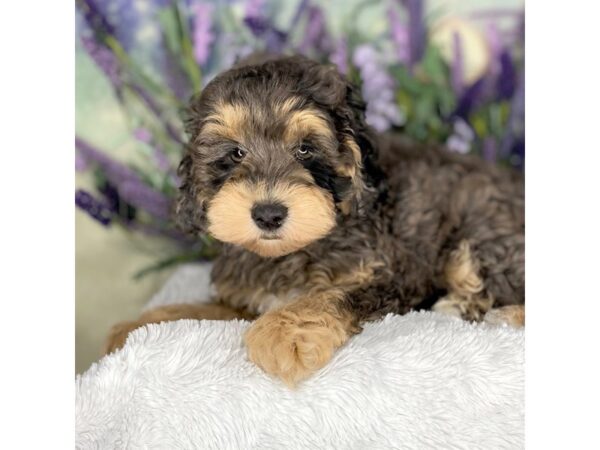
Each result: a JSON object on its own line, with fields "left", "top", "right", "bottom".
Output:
{"left": 106, "top": 55, "right": 524, "bottom": 385}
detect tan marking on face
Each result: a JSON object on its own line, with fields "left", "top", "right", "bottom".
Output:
{"left": 337, "top": 137, "right": 362, "bottom": 179}
{"left": 201, "top": 102, "right": 250, "bottom": 142}
{"left": 244, "top": 290, "right": 360, "bottom": 386}
{"left": 336, "top": 137, "right": 366, "bottom": 215}
{"left": 283, "top": 109, "right": 334, "bottom": 144}
{"left": 206, "top": 180, "right": 336, "bottom": 257}
{"left": 274, "top": 96, "right": 302, "bottom": 116}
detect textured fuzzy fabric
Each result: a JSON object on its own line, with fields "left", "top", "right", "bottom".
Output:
{"left": 76, "top": 311, "right": 524, "bottom": 449}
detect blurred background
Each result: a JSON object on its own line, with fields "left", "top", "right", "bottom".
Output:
{"left": 75, "top": 0, "right": 524, "bottom": 373}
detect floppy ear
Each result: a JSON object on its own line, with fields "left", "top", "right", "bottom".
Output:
{"left": 337, "top": 81, "right": 386, "bottom": 195}
{"left": 299, "top": 59, "right": 386, "bottom": 209}
{"left": 174, "top": 153, "right": 206, "bottom": 234}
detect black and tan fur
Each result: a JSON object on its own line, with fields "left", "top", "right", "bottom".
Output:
{"left": 105, "top": 55, "right": 524, "bottom": 386}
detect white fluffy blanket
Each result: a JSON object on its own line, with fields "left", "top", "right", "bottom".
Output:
{"left": 76, "top": 265, "right": 524, "bottom": 449}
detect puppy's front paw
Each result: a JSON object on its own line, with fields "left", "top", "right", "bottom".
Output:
{"left": 244, "top": 306, "right": 351, "bottom": 386}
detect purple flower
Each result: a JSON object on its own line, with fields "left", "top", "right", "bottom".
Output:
{"left": 446, "top": 118, "right": 474, "bottom": 154}
{"left": 76, "top": 152, "right": 89, "bottom": 172}
{"left": 388, "top": 6, "right": 410, "bottom": 64}
{"left": 243, "top": 0, "right": 287, "bottom": 52}
{"left": 400, "top": 0, "right": 426, "bottom": 65}
{"left": 243, "top": 18, "right": 287, "bottom": 53}
{"left": 496, "top": 49, "right": 516, "bottom": 99}
{"left": 485, "top": 22, "right": 503, "bottom": 77}
{"left": 484, "top": 23, "right": 516, "bottom": 100}
{"left": 450, "top": 32, "right": 464, "bottom": 97}
{"left": 119, "top": 180, "right": 172, "bottom": 220}
{"left": 76, "top": 0, "right": 115, "bottom": 37}
{"left": 211, "top": 33, "right": 254, "bottom": 77}
{"left": 500, "top": 73, "right": 524, "bottom": 160}
{"left": 76, "top": 190, "right": 112, "bottom": 226}
{"left": 299, "top": 5, "right": 331, "bottom": 55}
{"left": 133, "top": 128, "right": 152, "bottom": 144}
{"left": 264, "top": 29, "right": 287, "bottom": 53}
{"left": 353, "top": 45, "right": 404, "bottom": 131}
{"left": 453, "top": 77, "right": 485, "bottom": 119}
{"left": 330, "top": 37, "right": 348, "bottom": 74}
{"left": 192, "top": 2, "right": 215, "bottom": 66}
{"left": 244, "top": 0, "right": 267, "bottom": 36}
{"left": 75, "top": 137, "right": 173, "bottom": 219}
{"left": 80, "top": 36, "right": 122, "bottom": 88}
{"left": 244, "top": 0, "right": 266, "bottom": 19}
{"left": 76, "top": 137, "right": 141, "bottom": 185}
{"left": 244, "top": 15, "right": 269, "bottom": 36}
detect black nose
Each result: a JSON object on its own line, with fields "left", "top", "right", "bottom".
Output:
{"left": 251, "top": 203, "right": 288, "bottom": 231}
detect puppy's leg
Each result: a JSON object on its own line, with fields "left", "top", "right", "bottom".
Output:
{"left": 103, "top": 303, "right": 255, "bottom": 355}
{"left": 484, "top": 304, "right": 525, "bottom": 327}
{"left": 244, "top": 290, "right": 361, "bottom": 387}
{"left": 433, "top": 240, "right": 494, "bottom": 321}
{"left": 433, "top": 240, "right": 525, "bottom": 327}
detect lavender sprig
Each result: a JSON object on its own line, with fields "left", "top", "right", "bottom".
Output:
{"left": 353, "top": 45, "right": 404, "bottom": 131}
{"left": 243, "top": 0, "right": 287, "bottom": 53}
{"left": 330, "top": 36, "right": 348, "bottom": 74}
{"left": 299, "top": 5, "right": 331, "bottom": 55}
{"left": 118, "top": 180, "right": 171, "bottom": 220}
{"left": 496, "top": 49, "right": 516, "bottom": 100}
{"left": 400, "top": 0, "right": 426, "bottom": 66}
{"left": 76, "top": 137, "right": 172, "bottom": 220}
{"left": 76, "top": 137, "right": 141, "bottom": 185}
{"left": 388, "top": 6, "right": 410, "bottom": 64}
{"left": 450, "top": 32, "right": 464, "bottom": 97}
{"left": 192, "top": 2, "right": 215, "bottom": 66}
{"left": 81, "top": 36, "right": 122, "bottom": 88}
{"left": 75, "top": 189, "right": 112, "bottom": 226}
{"left": 76, "top": 0, "right": 115, "bottom": 38}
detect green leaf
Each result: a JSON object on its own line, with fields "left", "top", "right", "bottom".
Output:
{"left": 158, "top": 2, "right": 202, "bottom": 92}
{"left": 419, "top": 44, "right": 449, "bottom": 86}
{"left": 157, "top": 7, "right": 181, "bottom": 55}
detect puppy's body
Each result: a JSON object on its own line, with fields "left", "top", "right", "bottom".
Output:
{"left": 105, "top": 56, "right": 524, "bottom": 385}
{"left": 211, "top": 133, "right": 524, "bottom": 320}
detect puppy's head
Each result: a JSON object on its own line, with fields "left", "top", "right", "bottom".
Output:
{"left": 176, "top": 55, "right": 379, "bottom": 258}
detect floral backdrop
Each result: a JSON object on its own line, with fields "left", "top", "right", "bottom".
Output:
{"left": 75, "top": 0, "right": 524, "bottom": 277}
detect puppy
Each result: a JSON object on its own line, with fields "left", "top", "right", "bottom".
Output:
{"left": 104, "top": 55, "right": 524, "bottom": 386}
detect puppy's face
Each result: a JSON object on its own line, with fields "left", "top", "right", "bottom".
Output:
{"left": 177, "top": 56, "right": 374, "bottom": 258}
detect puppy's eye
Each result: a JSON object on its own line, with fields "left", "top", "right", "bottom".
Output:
{"left": 295, "top": 143, "right": 314, "bottom": 161}
{"left": 230, "top": 147, "right": 246, "bottom": 163}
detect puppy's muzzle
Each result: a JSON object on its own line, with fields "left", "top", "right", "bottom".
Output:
{"left": 251, "top": 202, "right": 288, "bottom": 232}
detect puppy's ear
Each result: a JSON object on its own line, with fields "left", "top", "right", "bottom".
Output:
{"left": 175, "top": 153, "right": 206, "bottom": 234}
{"left": 337, "top": 77, "right": 384, "bottom": 193}
{"left": 301, "top": 60, "right": 385, "bottom": 208}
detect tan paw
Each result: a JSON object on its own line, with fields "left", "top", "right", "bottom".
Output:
{"left": 244, "top": 306, "right": 351, "bottom": 386}
{"left": 484, "top": 305, "right": 525, "bottom": 328}
{"left": 102, "top": 320, "right": 143, "bottom": 356}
